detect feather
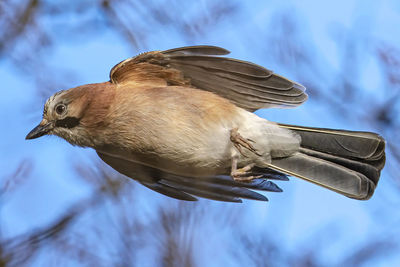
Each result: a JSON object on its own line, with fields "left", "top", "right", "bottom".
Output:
{"left": 278, "top": 124, "right": 385, "bottom": 160}
{"left": 270, "top": 153, "right": 375, "bottom": 200}
{"left": 109, "top": 45, "right": 307, "bottom": 111}
{"left": 267, "top": 124, "right": 386, "bottom": 200}
{"left": 141, "top": 182, "right": 198, "bottom": 201}
{"left": 159, "top": 180, "right": 244, "bottom": 202}
{"left": 299, "top": 148, "right": 381, "bottom": 185}
{"left": 162, "top": 45, "right": 230, "bottom": 56}
{"left": 159, "top": 176, "right": 268, "bottom": 201}
{"left": 96, "top": 151, "right": 283, "bottom": 202}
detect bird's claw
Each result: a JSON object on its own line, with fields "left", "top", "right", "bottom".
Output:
{"left": 232, "top": 171, "right": 263, "bottom": 182}
{"left": 231, "top": 163, "right": 263, "bottom": 182}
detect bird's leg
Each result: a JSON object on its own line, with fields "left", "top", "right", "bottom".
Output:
{"left": 230, "top": 128, "right": 263, "bottom": 182}
{"left": 230, "top": 128, "right": 261, "bottom": 157}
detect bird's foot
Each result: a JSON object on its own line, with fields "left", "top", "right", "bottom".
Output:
{"left": 231, "top": 163, "right": 263, "bottom": 182}
{"left": 230, "top": 128, "right": 261, "bottom": 157}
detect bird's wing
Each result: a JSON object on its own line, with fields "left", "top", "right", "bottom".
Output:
{"left": 109, "top": 45, "right": 307, "bottom": 111}
{"left": 97, "top": 151, "right": 287, "bottom": 202}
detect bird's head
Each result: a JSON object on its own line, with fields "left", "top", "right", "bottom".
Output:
{"left": 26, "top": 83, "right": 114, "bottom": 147}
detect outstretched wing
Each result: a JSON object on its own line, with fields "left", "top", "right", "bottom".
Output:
{"left": 97, "top": 151, "right": 287, "bottom": 202}
{"left": 109, "top": 45, "right": 307, "bottom": 111}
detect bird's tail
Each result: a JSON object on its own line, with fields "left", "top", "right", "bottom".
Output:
{"left": 268, "top": 124, "right": 386, "bottom": 200}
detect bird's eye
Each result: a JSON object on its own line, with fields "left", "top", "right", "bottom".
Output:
{"left": 55, "top": 104, "right": 67, "bottom": 115}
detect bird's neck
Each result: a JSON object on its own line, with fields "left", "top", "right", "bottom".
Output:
{"left": 79, "top": 82, "right": 116, "bottom": 129}
{"left": 56, "top": 82, "right": 117, "bottom": 148}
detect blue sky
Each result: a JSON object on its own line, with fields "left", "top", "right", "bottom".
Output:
{"left": 1, "top": 0, "right": 400, "bottom": 265}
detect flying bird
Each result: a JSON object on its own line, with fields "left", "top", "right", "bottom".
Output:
{"left": 26, "top": 46, "right": 385, "bottom": 202}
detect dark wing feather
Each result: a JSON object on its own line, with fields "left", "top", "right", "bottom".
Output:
{"left": 162, "top": 45, "right": 230, "bottom": 56}
{"left": 109, "top": 45, "right": 307, "bottom": 111}
{"left": 158, "top": 179, "right": 244, "bottom": 202}
{"left": 96, "top": 151, "right": 285, "bottom": 202}
{"left": 141, "top": 182, "right": 198, "bottom": 201}
{"left": 159, "top": 175, "right": 268, "bottom": 201}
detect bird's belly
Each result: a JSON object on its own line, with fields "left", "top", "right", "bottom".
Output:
{"left": 99, "top": 129, "right": 234, "bottom": 177}
{"left": 99, "top": 106, "right": 300, "bottom": 177}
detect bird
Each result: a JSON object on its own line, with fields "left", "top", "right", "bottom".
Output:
{"left": 26, "top": 45, "right": 386, "bottom": 202}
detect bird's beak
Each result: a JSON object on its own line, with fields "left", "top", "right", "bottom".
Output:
{"left": 26, "top": 120, "right": 54, "bottom": 140}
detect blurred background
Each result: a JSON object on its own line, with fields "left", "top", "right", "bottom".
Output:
{"left": 1, "top": 0, "right": 400, "bottom": 266}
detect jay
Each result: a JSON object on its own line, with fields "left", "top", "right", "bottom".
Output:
{"left": 26, "top": 46, "right": 385, "bottom": 202}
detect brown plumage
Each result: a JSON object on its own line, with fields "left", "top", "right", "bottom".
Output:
{"left": 26, "top": 46, "right": 385, "bottom": 202}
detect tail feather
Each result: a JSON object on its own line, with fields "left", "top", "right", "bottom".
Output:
{"left": 270, "top": 124, "right": 385, "bottom": 200}
{"left": 278, "top": 124, "right": 384, "bottom": 159}
{"left": 299, "top": 148, "right": 381, "bottom": 185}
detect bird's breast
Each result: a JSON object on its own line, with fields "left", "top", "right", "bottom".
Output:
{"left": 97, "top": 85, "right": 241, "bottom": 176}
